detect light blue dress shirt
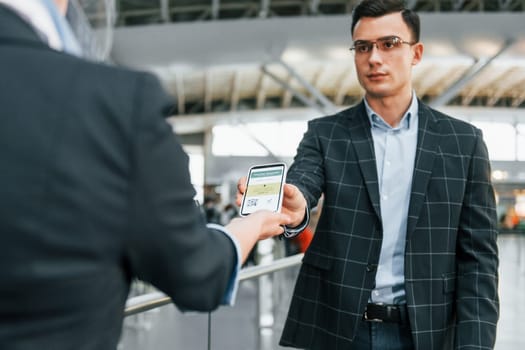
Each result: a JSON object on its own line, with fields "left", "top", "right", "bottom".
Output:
{"left": 364, "top": 94, "right": 419, "bottom": 305}
{"left": 40, "top": 0, "right": 83, "bottom": 56}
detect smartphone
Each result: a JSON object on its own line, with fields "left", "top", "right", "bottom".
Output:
{"left": 240, "top": 163, "right": 287, "bottom": 216}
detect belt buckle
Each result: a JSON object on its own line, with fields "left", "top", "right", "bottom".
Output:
{"left": 364, "top": 303, "right": 384, "bottom": 323}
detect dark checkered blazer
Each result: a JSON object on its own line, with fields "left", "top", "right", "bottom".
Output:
{"left": 280, "top": 101, "right": 499, "bottom": 350}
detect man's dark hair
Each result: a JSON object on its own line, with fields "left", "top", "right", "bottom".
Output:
{"left": 351, "top": 0, "right": 420, "bottom": 42}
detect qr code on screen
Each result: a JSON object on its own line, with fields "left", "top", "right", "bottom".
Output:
{"left": 246, "top": 198, "right": 258, "bottom": 207}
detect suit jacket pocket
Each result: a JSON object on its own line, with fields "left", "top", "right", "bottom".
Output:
{"left": 302, "top": 250, "right": 333, "bottom": 271}
{"left": 442, "top": 272, "right": 456, "bottom": 294}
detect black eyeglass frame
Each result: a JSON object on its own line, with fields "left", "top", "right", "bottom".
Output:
{"left": 349, "top": 35, "right": 417, "bottom": 54}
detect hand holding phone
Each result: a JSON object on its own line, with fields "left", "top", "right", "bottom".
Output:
{"left": 239, "top": 163, "right": 287, "bottom": 216}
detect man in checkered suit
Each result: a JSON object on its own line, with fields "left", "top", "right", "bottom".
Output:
{"left": 274, "top": 0, "right": 499, "bottom": 349}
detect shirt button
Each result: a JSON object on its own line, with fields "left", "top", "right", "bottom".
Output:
{"left": 386, "top": 160, "right": 391, "bottom": 167}
{"left": 382, "top": 195, "right": 388, "bottom": 201}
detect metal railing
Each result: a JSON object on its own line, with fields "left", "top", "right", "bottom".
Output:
{"left": 124, "top": 252, "right": 304, "bottom": 317}
{"left": 121, "top": 235, "right": 525, "bottom": 350}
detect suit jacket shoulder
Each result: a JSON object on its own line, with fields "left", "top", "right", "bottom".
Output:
{"left": 419, "top": 102, "right": 482, "bottom": 137}
{"left": 309, "top": 102, "right": 367, "bottom": 126}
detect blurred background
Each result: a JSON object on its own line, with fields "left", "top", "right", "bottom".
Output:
{"left": 75, "top": 1, "right": 525, "bottom": 349}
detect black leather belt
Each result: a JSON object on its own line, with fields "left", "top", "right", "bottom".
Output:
{"left": 363, "top": 303, "right": 409, "bottom": 324}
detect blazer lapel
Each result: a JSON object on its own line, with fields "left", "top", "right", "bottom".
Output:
{"left": 346, "top": 103, "right": 381, "bottom": 220}
{"left": 406, "top": 103, "right": 441, "bottom": 238}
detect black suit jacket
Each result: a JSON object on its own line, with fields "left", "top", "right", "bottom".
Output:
{"left": 280, "top": 102, "right": 499, "bottom": 349}
{"left": 0, "top": 6, "right": 236, "bottom": 350}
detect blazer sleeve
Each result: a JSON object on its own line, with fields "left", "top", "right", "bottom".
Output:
{"left": 126, "top": 73, "right": 237, "bottom": 311}
{"left": 455, "top": 129, "right": 499, "bottom": 349}
{"left": 287, "top": 118, "right": 326, "bottom": 209}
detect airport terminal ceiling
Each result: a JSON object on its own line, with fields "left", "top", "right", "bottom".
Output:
{"left": 76, "top": 0, "right": 525, "bottom": 212}
{"left": 82, "top": 0, "right": 525, "bottom": 134}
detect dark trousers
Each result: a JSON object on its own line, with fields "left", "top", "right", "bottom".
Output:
{"left": 351, "top": 319, "right": 414, "bottom": 350}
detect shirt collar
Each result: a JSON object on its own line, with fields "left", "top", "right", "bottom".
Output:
{"left": 0, "top": 0, "right": 62, "bottom": 50}
{"left": 364, "top": 93, "right": 419, "bottom": 131}
{"left": 0, "top": 0, "right": 82, "bottom": 56}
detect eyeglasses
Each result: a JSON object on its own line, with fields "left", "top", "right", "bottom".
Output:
{"left": 350, "top": 36, "right": 416, "bottom": 54}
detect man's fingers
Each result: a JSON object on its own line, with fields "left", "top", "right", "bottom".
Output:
{"left": 237, "top": 176, "right": 247, "bottom": 193}
{"left": 235, "top": 176, "right": 248, "bottom": 206}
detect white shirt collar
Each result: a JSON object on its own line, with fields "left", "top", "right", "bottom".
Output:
{"left": 0, "top": 0, "right": 63, "bottom": 51}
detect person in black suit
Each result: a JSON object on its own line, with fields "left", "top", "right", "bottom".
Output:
{"left": 0, "top": 1, "right": 292, "bottom": 349}
{"left": 238, "top": 0, "right": 499, "bottom": 349}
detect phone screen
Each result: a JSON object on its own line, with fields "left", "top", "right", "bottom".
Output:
{"left": 240, "top": 163, "right": 287, "bottom": 216}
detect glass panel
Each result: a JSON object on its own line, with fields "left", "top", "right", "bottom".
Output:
{"left": 118, "top": 236, "right": 525, "bottom": 350}
{"left": 517, "top": 124, "right": 525, "bottom": 161}
{"left": 212, "top": 121, "right": 307, "bottom": 157}
{"left": 471, "top": 121, "right": 516, "bottom": 161}
{"left": 212, "top": 125, "right": 269, "bottom": 156}
{"left": 184, "top": 145, "right": 205, "bottom": 203}
{"left": 244, "top": 122, "right": 307, "bottom": 157}
{"left": 119, "top": 263, "right": 301, "bottom": 350}
{"left": 515, "top": 194, "right": 525, "bottom": 218}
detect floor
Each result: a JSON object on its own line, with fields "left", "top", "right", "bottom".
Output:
{"left": 119, "top": 234, "right": 525, "bottom": 350}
